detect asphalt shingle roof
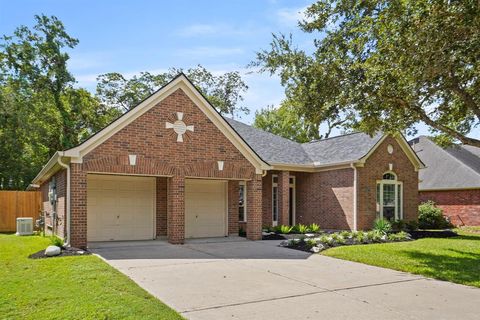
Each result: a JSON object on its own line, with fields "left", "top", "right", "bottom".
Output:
{"left": 225, "top": 118, "right": 383, "bottom": 166}
{"left": 410, "top": 136, "right": 480, "bottom": 190}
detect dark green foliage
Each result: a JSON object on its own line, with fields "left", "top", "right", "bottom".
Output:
{"left": 418, "top": 201, "right": 453, "bottom": 229}
{"left": 372, "top": 218, "right": 392, "bottom": 234}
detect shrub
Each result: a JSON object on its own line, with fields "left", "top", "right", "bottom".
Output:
{"left": 50, "top": 236, "right": 64, "bottom": 247}
{"left": 305, "top": 238, "right": 317, "bottom": 248}
{"left": 339, "top": 230, "right": 351, "bottom": 238}
{"left": 308, "top": 223, "right": 320, "bottom": 233}
{"left": 330, "top": 233, "right": 346, "bottom": 245}
{"left": 239, "top": 227, "right": 246, "bottom": 237}
{"left": 296, "top": 224, "right": 309, "bottom": 234}
{"left": 372, "top": 218, "right": 392, "bottom": 234}
{"left": 388, "top": 231, "right": 410, "bottom": 242}
{"left": 279, "top": 225, "right": 293, "bottom": 234}
{"left": 418, "top": 201, "right": 453, "bottom": 229}
{"left": 391, "top": 219, "right": 406, "bottom": 232}
{"left": 405, "top": 220, "right": 419, "bottom": 231}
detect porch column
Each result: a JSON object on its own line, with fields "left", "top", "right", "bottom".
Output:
{"left": 70, "top": 163, "right": 87, "bottom": 248}
{"left": 246, "top": 174, "right": 263, "bottom": 240}
{"left": 167, "top": 175, "right": 185, "bottom": 244}
{"left": 278, "top": 171, "right": 290, "bottom": 226}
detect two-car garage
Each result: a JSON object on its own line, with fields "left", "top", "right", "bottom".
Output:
{"left": 87, "top": 174, "right": 228, "bottom": 242}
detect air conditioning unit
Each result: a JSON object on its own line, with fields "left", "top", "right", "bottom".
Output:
{"left": 16, "top": 218, "right": 33, "bottom": 236}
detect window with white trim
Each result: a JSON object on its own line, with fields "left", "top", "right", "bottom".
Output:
{"left": 238, "top": 181, "right": 246, "bottom": 222}
{"left": 272, "top": 175, "right": 278, "bottom": 226}
{"left": 376, "top": 171, "right": 403, "bottom": 221}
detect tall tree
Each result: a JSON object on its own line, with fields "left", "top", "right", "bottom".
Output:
{"left": 253, "top": 1, "right": 480, "bottom": 147}
{"left": 96, "top": 65, "right": 249, "bottom": 118}
{"left": 0, "top": 15, "right": 117, "bottom": 189}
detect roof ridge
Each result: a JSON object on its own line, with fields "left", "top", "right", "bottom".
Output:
{"left": 303, "top": 131, "right": 367, "bottom": 144}
{"left": 424, "top": 137, "right": 480, "bottom": 178}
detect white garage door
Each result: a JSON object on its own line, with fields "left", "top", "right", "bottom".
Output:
{"left": 87, "top": 174, "right": 155, "bottom": 242}
{"left": 185, "top": 179, "right": 227, "bottom": 238}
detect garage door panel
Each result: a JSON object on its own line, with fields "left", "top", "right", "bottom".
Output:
{"left": 87, "top": 175, "right": 155, "bottom": 242}
{"left": 185, "top": 179, "right": 227, "bottom": 239}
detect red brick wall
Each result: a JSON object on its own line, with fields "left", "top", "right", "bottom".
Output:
{"left": 247, "top": 175, "right": 263, "bottom": 240}
{"left": 228, "top": 180, "right": 240, "bottom": 235}
{"left": 357, "top": 136, "right": 418, "bottom": 230}
{"left": 156, "top": 177, "right": 167, "bottom": 237}
{"left": 419, "top": 189, "right": 480, "bottom": 226}
{"left": 68, "top": 88, "right": 257, "bottom": 246}
{"left": 296, "top": 168, "right": 354, "bottom": 230}
{"left": 40, "top": 169, "right": 66, "bottom": 239}
{"left": 262, "top": 171, "right": 274, "bottom": 227}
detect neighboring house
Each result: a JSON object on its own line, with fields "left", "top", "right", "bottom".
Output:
{"left": 31, "top": 74, "right": 423, "bottom": 248}
{"left": 410, "top": 136, "right": 480, "bottom": 226}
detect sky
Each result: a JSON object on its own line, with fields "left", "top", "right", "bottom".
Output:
{"left": 1, "top": 0, "right": 478, "bottom": 139}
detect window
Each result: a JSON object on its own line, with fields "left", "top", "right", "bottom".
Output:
{"left": 238, "top": 182, "right": 246, "bottom": 222}
{"left": 272, "top": 175, "right": 278, "bottom": 226}
{"left": 376, "top": 171, "right": 403, "bottom": 221}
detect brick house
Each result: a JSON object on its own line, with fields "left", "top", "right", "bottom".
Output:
{"left": 410, "top": 136, "right": 480, "bottom": 226}
{"left": 31, "top": 74, "right": 423, "bottom": 248}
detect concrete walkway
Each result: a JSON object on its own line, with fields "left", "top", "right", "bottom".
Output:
{"left": 91, "top": 238, "right": 480, "bottom": 320}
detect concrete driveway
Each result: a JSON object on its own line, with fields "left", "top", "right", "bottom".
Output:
{"left": 91, "top": 238, "right": 480, "bottom": 320}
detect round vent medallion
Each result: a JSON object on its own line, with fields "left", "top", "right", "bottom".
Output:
{"left": 173, "top": 120, "right": 187, "bottom": 135}
{"left": 387, "top": 144, "right": 394, "bottom": 154}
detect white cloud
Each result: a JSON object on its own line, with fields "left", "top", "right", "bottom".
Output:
{"left": 177, "top": 46, "right": 245, "bottom": 58}
{"left": 275, "top": 6, "right": 309, "bottom": 27}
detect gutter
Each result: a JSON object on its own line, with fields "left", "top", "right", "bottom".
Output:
{"left": 57, "top": 153, "right": 71, "bottom": 247}
{"left": 350, "top": 163, "right": 358, "bottom": 231}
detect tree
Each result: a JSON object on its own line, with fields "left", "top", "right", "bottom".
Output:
{"left": 253, "top": 1, "right": 480, "bottom": 147}
{"left": 254, "top": 102, "right": 346, "bottom": 142}
{"left": 0, "top": 15, "right": 118, "bottom": 189}
{"left": 96, "top": 65, "right": 249, "bottom": 118}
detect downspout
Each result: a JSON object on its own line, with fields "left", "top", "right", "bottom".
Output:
{"left": 57, "top": 154, "right": 71, "bottom": 247}
{"left": 350, "top": 163, "right": 358, "bottom": 231}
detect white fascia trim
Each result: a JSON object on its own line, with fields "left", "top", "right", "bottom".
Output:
{"left": 63, "top": 75, "right": 270, "bottom": 172}
{"left": 270, "top": 160, "right": 356, "bottom": 172}
{"left": 31, "top": 151, "right": 61, "bottom": 185}
{"left": 420, "top": 186, "right": 480, "bottom": 191}
{"left": 358, "top": 134, "right": 425, "bottom": 170}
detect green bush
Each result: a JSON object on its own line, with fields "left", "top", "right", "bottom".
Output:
{"left": 387, "top": 231, "right": 410, "bottom": 241}
{"left": 418, "top": 201, "right": 453, "bottom": 229}
{"left": 50, "top": 236, "right": 64, "bottom": 247}
{"left": 308, "top": 223, "right": 320, "bottom": 233}
{"left": 405, "top": 220, "right": 419, "bottom": 231}
{"left": 295, "top": 224, "right": 309, "bottom": 234}
{"left": 278, "top": 225, "right": 293, "bottom": 234}
{"left": 391, "top": 219, "right": 406, "bottom": 232}
{"left": 372, "top": 218, "right": 392, "bottom": 234}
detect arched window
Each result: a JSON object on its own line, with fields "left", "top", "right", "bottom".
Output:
{"left": 376, "top": 171, "right": 402, "bottom": 221}
{"left": 382, "top": 172, "right": 396, "bottom": 180}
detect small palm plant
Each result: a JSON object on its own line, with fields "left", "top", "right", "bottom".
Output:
{"left": 296, "top": 224, "right": 309, "bottom": 234}
{"left": 373, "top": 218, "right": 392, "bottom": 234}
{"left": 279, "top": 225, "right": 293, "bottom": 234}
{"left": 308, "top": 223, "right": 320, "bottom": 233}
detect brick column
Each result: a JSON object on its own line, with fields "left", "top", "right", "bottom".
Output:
{"left": 247, "top": 174, "right": 263, "bottom": 240}
{"left": 278, "top": 171, "right": 290, "bottom": 225}
{"left": 156, "top": 177, "right": 168, "bottom": 237}
{"left": 167, "top": 175, "right": 185, "bottom": 244}
{"left": 70, "top": 163, "right": 87, "bottom": 249}
{"left": 228, "top": 180, "right": 240, "bottom": 235}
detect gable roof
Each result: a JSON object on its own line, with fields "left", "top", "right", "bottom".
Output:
{"left": 226, "top": 119, "right": 423, "bottom": 170}
{"left": 302, "top": 132, "right": 383, "bottom": 166}
{"left": 410, "top": 136, "right": 480, "bottom": 190}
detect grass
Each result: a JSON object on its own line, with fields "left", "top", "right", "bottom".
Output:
{"left": 0, "top": 234, "right": 183, "bottom": 320}
{"left": 322, "top": 229, "right": 480, "bottom": 288}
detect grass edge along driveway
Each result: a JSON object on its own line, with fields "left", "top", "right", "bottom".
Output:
{"left": 0, "top": 234, "right": 183, "bottom": 320}
{"left": 322, "top": 229, "right": 480, "bottom": 288}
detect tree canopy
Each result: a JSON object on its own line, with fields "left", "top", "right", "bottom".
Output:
{"left": 253, "top": 0, "right": 480, "bottom": 147}
{"left": 96, "top": 65, "right": 249, "bottom": 119}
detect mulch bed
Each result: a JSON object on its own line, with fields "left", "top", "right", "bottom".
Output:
{"left": 262, "top": 233, "right": 286, "bottom": 240}
{"left": 29, "top": 247, "right": 91, "bottom": 259}
{"left": 409, "top": 230, "right": 458, "bottom": 239}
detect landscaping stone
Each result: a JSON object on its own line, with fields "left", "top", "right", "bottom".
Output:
{"left": 45, "top": 245, "right": 61, "bottom": 256}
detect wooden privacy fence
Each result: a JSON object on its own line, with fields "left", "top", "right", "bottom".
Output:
{"left": 0, "top": 191, "right": 41, "bottom": 232}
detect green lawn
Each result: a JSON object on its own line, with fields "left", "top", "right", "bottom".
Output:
{"left": 322, "top": 230, "right": 480, "bottom": 288}
{"left": 0, "top": 234, "right": 183, "bottom": 320}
